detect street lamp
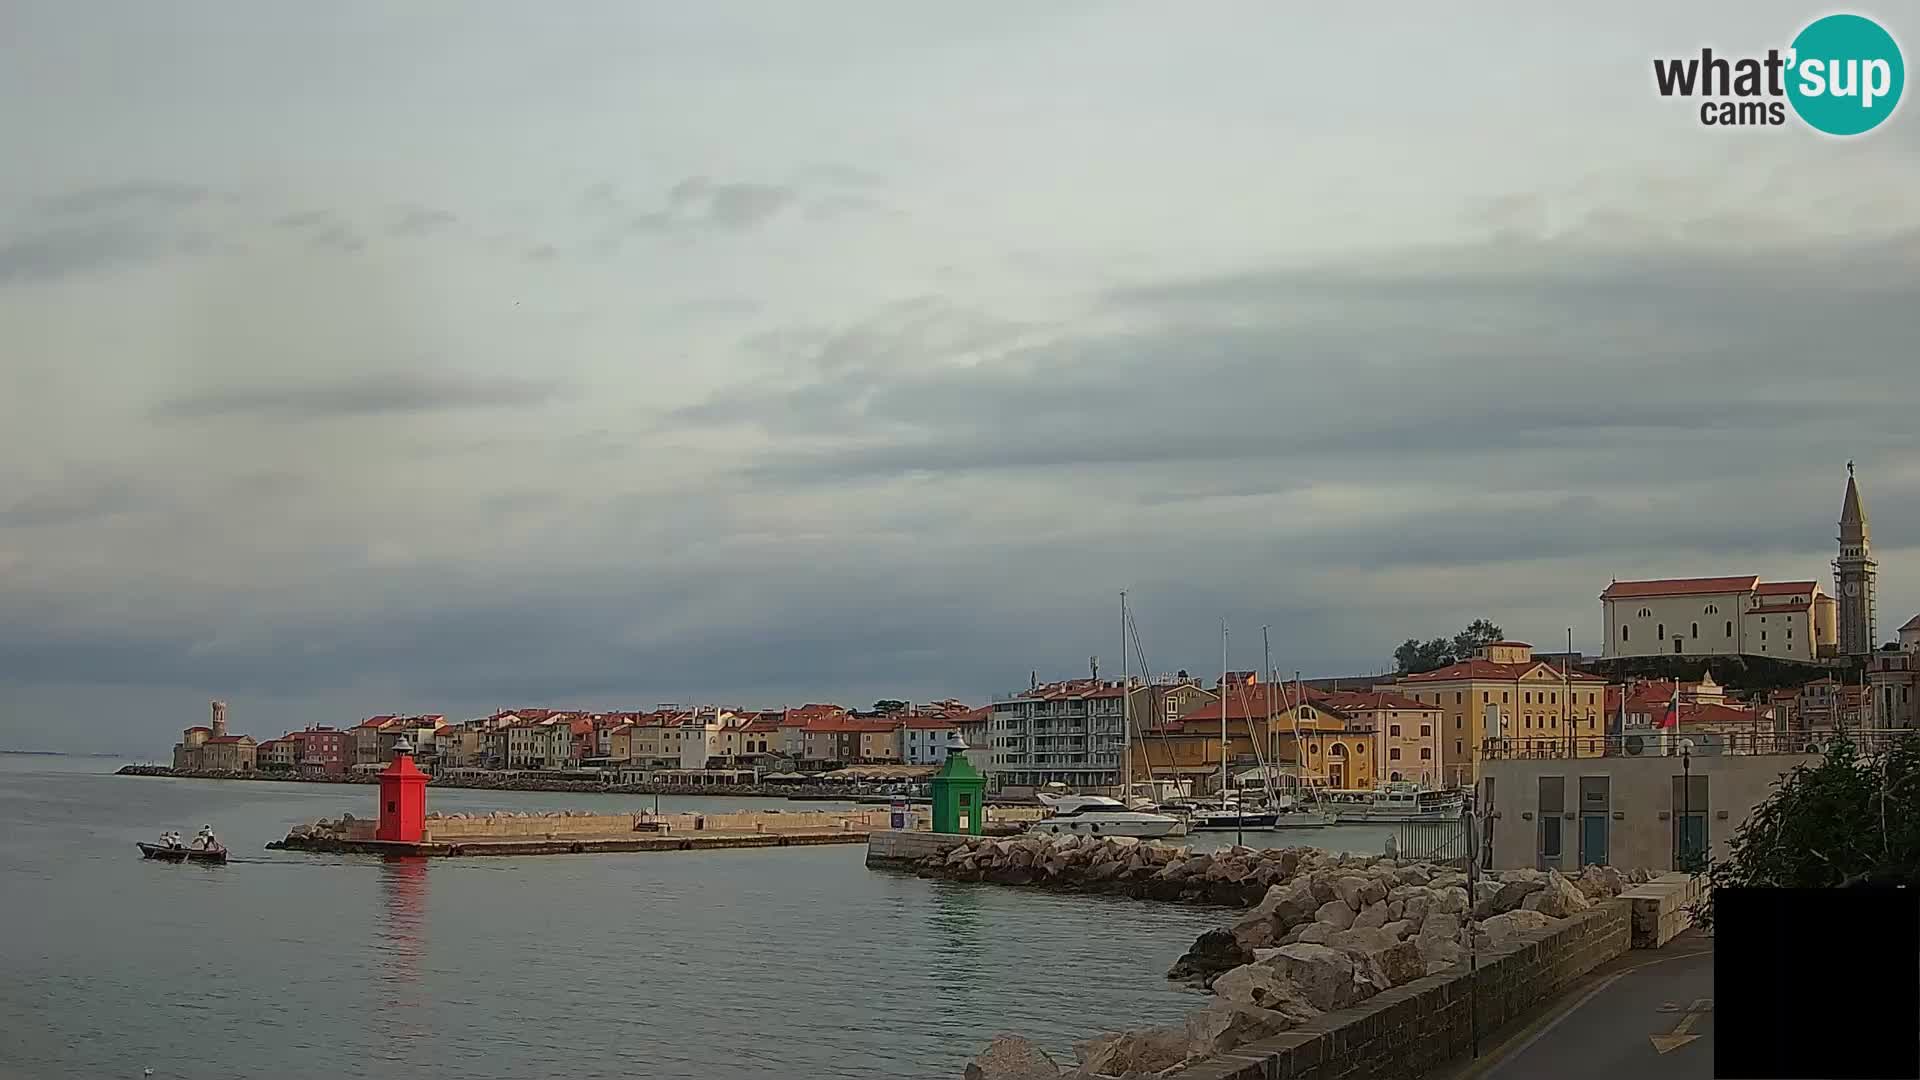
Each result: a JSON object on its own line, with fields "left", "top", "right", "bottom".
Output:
{"left": 1680, "top": 739, "right": 1695, "bottom": 871}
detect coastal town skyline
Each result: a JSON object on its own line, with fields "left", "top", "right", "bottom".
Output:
{"left": 6, "top": 2, "right": 1920, "bottom": 755}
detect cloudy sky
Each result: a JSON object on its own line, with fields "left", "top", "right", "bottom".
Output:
{"left": 4, "top": 2, "right": 1918, "bottom": 753}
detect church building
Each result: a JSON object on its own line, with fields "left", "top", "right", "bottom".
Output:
{"left": 1599, "top": 466, "right": 1876, "bottom": 664}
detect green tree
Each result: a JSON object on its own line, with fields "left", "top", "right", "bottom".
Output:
{"left": 1696, "top": 732, "right": 1920, "bottom": 928}
{"left": 872, "top": 699, "right": 909, "bottom": 715}
{"left": 1392, "top": 619, "right": 1505, "bottom": 674}
{"left": 1450, "top": 618, "right": 1506, "bottom": 662}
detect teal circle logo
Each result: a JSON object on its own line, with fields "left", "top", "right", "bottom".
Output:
{"left": 1787, "top": 14, "right": 1904, "bottom": 135}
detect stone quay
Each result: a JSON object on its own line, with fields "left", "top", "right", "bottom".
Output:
{"left": 272, "top": 807, "right": 898, "bottom": 857}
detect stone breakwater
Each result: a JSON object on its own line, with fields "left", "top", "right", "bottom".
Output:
{"left": 937, "top": 835, "right": 1651, "bottom": 1079}
{"left": 115, "top": 765, "right": 870, "bottom": 800}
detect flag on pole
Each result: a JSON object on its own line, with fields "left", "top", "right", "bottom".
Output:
{"left": 1657, "top": 685, "right": 1681, "bottom": 730}
{"left": 1246, "top": 672, "right": 1257, "bottom": 686}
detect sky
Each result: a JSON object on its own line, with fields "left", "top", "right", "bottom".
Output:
{"left": 4, "top": 2, "right": 1919, "bottom": 754}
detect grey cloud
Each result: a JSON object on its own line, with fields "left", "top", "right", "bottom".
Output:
{"left": 154, "top": 372, "right": 565, "bottom": 421}
{"left": 523, "top": 242, "right": 560, "bottom": 261}
{"left": 310, "top": 224, "right": 365, "bottom": 253}
{"left": 390, "top": 205, "right": 458, "bottom": 236}
{"left": 0, "top": 478, "right": 146, "bottom": 528}
{"left": 797, "top": 163, "right": 886, "bottom": 189}
{"left": 274, "top": 209, "right": 332, "bottom": 229}
{"left": 0, "top": 223, "right": 167, "bottom": 283}
{"left": 35, "top": 181, "right": 212, "bottom": 216}
{"left": 692, "top": 181, "right": 793, "bottom": 230}
{"left": 805, "top": 192, "right": 896, "bottom": 221}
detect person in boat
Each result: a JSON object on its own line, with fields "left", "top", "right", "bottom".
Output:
{"left": 190, "top": 825, "right": 214, "bottom": 851}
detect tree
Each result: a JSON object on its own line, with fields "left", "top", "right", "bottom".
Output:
{"left": 1695, "top": 732, "right": 1920, "bottom": 928}
{"left": 1392, "top": 619, "right": 1506, "bottom": 675}
{"left": 1450, "top": 619, "right": 1506, "bottom": 662}
{"left": 872, "top": 699, "right": 909, "bottom": 715}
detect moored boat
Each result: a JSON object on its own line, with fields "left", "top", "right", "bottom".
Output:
{"left": 1031, "top": 793, "right": 1183, "bottom": 838}
{"left": 1325, "top": 783, "right": 1465, "bottom": 824}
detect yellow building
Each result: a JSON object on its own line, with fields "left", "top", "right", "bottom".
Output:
{"left": 1388, "top": 642, "right": 1609, "bottom": 786}
{"left": 1132, "top": 680, "right": 1377, "bottom": 793}
{"left": 1316, "top": 690, "right": 1443, "bottom": 787}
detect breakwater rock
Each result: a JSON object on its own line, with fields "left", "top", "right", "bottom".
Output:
{"left": 952, "top": 837, "right": 1652, "bottom": 1078}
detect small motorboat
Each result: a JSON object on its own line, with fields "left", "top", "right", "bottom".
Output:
{"left": 138, "top": 841, "right": 228, "bottom": 864}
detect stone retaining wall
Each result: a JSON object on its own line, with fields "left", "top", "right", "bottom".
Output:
{"left": 1177, "top": 899, "right": 1632, "bottom": 1080}
{"left": 866, "top": 829, "right": 972, "bottom": 868}
{"left": 1622, "top": 872, "right": 1703, "bottom": 949}
{"left": 422, "top": 808, "right": 898, "bottom": 840}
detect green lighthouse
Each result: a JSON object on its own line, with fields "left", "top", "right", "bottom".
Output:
{"left": 930, "top": 732, "right": 986, "bottom": 835}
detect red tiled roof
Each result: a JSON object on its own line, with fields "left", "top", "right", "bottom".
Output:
{"left": 1178, "top": 684, "right": 1343, "bottom": 725}
{"left": 1483, "top": 641, "right": 1532, "bottom": 648}
{"left": 1601, "top": 576, "right": 1759, "bottom": 599}
{"left": 1399, "top": 659, "right": 1607, "bottom": 684}
{"left": 205, "top": 735, "right": 252, "bottom": 744}
{"left": 903, "top": 716, "right": 959, "bottom": 730}
{"left": 1755, "top": 580, "right": 1817, "bottom": 595}
{"left": 741, "top": 720, "right": 779, "bottom": 734}
{"left": 184, "top": 725, "right": 212, "bottom": 734}
{"left": 1316, "top": 689, "right": 1437, "bottom": 713}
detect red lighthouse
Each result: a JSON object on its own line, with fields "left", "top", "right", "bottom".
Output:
{"left": 375, "top": 736, "right": 428, "bottom": 843}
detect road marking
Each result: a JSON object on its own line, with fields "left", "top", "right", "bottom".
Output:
{"left": 1651, "top": 998, "right": 1713, "bottom": 1054}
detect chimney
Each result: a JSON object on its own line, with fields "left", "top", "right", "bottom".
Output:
{"left": 211, "top": 700, "right": 228, "bottom": 738}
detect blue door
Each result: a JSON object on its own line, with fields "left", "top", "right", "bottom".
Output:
{"left": 1580, "top": 813, "right": 1608, "bottom": 866}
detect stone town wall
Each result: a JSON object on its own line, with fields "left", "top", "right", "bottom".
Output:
{"left": 1177, "top": 900, "right": 1633, "bottom": 1080}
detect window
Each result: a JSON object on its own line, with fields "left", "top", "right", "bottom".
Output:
{"left": 1726, "top": 621, "right": 1733, "bottom": 638}
{"left": 1389, "top": 748, "right": 1401, "bottom": 760}
{"left": 1420, "top": 748, "right": 1432, "bottom": 760}
{"left": 1389, "top": 724, "right": 1401, "bottom": 736}
{"left": 1329, "top": 744, "right": 1345, "bottom": 757}
{"left": 1420, "top": 724, "right": 1432, "bottom": 736}
{"left": 1455, "top": 740, "right": 1463, "bottom": 755}
{"left": 1691, "top": 622, "right": 1699, "bottom": 638}
{"left": 1482, "top": 692, "right": 1489, "bottom": 703}
{"left": 1455, "top": 692, "right": 1463, "bottom": 705}
{"left": 1638, "top": 607, "right": 1652, "bottom": 618}
{"left": 1550, "top": 693, "right": 1557, "bottom": 705}
{"left": 1356, "top": 744, "right": 1366, "bottom": 755}
{"left": 1455, "top": 716, "right": 1462, "bottom": 729}
{"left": 1787, "top": 626, "right": 1793, "bottom": 640}
{"left": 1502, "top": 692, "right": 1509, "bottom": 703}
{"left": 1704, "top": 603, "right": 1718, "bottom": 615}
{"left": 1524, "top": 692, "right": 1531, "bottom": 704}
{"left": 1762, "top": 630, "right": 1768, "bottom": 641}
{"left": 1390, "top": 771, "right": 1402, "bottom": 781}
{"left": 1657, "top": 623, "right": 1665, "bottom": 639}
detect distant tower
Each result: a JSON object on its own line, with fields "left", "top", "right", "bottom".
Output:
{"left": 1836, "top": 462, "right": 1878, "bottom": 656}
{"left": 211, "top": 700, "right": 228, "bottom": 738}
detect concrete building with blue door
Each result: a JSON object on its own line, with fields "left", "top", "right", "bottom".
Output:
{"left": 1476, "top": 738, "right": 1843, "bottom": 872}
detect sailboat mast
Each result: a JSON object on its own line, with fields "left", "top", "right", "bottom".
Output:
{"left": 1220, "top": 622, "right": 1229, "bottom": 799}
{"left": 1120, "top": 590, "right": 1130, "bottom": 801}
{"left": 1263, "top": 626, "right": 1274, "bottom": 803}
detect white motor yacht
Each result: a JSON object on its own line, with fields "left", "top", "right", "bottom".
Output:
{"left": 1031, "top": 793, "right": 1184, "bottom": 838}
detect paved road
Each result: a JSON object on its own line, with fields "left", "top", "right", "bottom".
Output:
{"left": 1478, "top": 934, "right": 1714, "bottom": 1080}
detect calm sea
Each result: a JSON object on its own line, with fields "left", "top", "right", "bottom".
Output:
{"left": 0, "top": 755, "right": 1324, "bottom": 1080}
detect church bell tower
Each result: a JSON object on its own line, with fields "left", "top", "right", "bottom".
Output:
{"left": 1836, "top": 461, "right": 1877, "bottom": 656}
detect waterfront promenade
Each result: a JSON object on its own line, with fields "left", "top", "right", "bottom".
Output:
{"left": 1459, "top": 931, "right": 1713, "bottom": 1080}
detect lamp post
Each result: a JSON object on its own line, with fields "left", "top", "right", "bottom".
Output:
{"left": 1680, "top": 741, "right": 1694, "bottom": 871}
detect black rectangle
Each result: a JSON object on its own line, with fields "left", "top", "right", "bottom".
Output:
{"left": 1715, "top": 888, "right": 1920, "bottom": 1079}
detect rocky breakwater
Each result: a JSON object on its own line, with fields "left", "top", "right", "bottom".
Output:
{"left": 914, "top": 834, "right": 1320, "bottom": 906}
{"left": 955, "top": 838, "right": 1651, "bottom": 1079}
